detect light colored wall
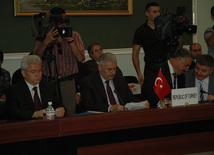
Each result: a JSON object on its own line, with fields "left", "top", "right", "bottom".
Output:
{"left": 193, "top": 0, "right": 214, "bottom": 53}
{"left": 2, "top": 49, "right": 144, "bottom": 78}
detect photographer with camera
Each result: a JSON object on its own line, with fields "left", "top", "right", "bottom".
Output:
{"left": 132, "top": 2, "right": 183, "bottom": 85}
{"left": 33, "top": 7, "right": 85, "bottom": 116}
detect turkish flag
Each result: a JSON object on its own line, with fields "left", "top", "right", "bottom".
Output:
{"left": 153, "top": 69, "right": 171, "bottom": 100}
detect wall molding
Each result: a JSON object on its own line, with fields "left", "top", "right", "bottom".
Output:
{"left": 4, "top": 46, "right": 189, "bottom": 60}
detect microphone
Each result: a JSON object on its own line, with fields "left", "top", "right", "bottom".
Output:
{"left": 200, "top": 89, "right": 209, "bottom": 95}
{"left": 114, "top": 89, "right": 125, "bottom": 108}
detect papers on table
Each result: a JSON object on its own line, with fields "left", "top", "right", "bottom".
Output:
{"left": 125, "top": 100, "right": 149, "bottom": 110}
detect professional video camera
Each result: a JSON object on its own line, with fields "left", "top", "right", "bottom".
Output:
{"left": 31, "top": 13, "right": 72, "bottom": 41}
{"left": 155, "top": 7, "right": 197, "bottom": 54}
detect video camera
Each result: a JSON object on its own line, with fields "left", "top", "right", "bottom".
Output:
{"left": 155, "top": 7, "right": 197, "bottom": 54}
{"left": 31, "top": 13, "right": 72, "bottom": 41}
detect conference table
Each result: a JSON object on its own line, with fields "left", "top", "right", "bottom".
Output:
{"left": 1, "top": 103, "right": 214, "bottom": 155}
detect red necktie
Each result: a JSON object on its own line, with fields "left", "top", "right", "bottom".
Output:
{"left": 33, "top": 87, "right": 42, "bottom": 110}
{"left": 105, "top": 81, "right": 117, "bottom": 105}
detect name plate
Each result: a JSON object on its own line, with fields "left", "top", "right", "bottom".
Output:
{"left": 171, "top": 87, "right": 198, "bottom": 107}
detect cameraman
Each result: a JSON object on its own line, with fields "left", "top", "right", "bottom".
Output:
{"left": 132, "top": 2, "right": 182, "bottom": 85}
{"left": 33, "top": 7, "right": 85, "bottom": 116}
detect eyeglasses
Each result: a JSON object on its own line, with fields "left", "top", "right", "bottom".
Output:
{"left": 192, "top": 49, "right": 201, "bottom": 52}
{"left": 26, "top": 70, "right": 42, "bottom": 74}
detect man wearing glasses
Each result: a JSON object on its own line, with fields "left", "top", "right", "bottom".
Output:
{"left": 6, "top": 55, "right": 65, "bottom": 120}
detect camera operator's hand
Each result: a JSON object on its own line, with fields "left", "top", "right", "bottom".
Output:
{"left": 34, "top": 27, "right": 59, "bottom": 58}
{"left": 43, "top": 27, "right": 58, "bottom": 46}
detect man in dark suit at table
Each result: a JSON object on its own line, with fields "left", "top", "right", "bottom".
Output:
{"left": 6, "top": 55, "right": 65, "bottom": 119}
{"left": 141, "top": 48, "right": 193, "bottom": 108}
{"left": 79, "top": 52, "right": 140, "bottom": 112}
{"left": 83, "top": 42, "right": 123, "bottom": 77}
{"left": 185, "top": 54, "right": 214, "bottom": 102}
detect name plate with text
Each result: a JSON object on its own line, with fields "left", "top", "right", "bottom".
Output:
{"left": 171, "top": 87, "right": 198, "bottom": 107}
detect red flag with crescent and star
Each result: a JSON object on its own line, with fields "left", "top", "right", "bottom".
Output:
{"left": 153, "top": 69, "right": 171, "bottom": 100}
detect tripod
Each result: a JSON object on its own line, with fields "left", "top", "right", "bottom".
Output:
{"left": 42, "top": 46, "right": 63, "bottom": 105}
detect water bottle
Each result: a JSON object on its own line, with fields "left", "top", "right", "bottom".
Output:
{"left": 46, "top": 102, "right": 55, "bottom": 120}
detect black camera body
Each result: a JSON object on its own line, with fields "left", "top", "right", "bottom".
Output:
{"left": 58, "top": 27, "right": 73, "bottom": 38}
{"left": 154, "top": 7, "right": 197, "bottom": 54}
{"left": 31, "top": 13, "right": 71, "bottom": 40}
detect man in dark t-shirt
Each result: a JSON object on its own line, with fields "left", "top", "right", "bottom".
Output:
{"left": 132, "top": 2, "right": 168, "bottom": 84}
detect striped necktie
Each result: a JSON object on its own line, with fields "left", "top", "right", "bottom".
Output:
{"left": 199, "top": 80, "right": 204, "bottom": 102}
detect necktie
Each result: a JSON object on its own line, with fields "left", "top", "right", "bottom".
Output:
{"left": 105, "top": 81, "right": 117, "bottom": 105}
{"left": 172, "top": 73, "right": 177, "bottom": 89}
{"left": 33, "top": 87, "right": 42, "bottom": 110}
{"left": 199, "top": 80, "right": 204, "bottom": 102}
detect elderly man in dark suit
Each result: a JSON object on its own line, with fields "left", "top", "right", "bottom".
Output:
{"left": 80, "top": 52, "right": 139, "bottom": 112}
{"left": 185, "top": 54, "right": 214, "bottom": 102}
{"left": 6, "top": 55, "right": 65, "bottom": 119}
{"left": 141, "top": 48, "right": 193, "bottom": 108}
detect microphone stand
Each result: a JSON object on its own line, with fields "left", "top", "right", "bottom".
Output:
{"left": 114, "top": 90, "right": 125, "bottom": 110}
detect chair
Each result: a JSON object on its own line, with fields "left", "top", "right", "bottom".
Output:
{"left": 123, "top": 76, "right": 145, "bottom": 100}
{"left": 123, "top": 76, "right": 138, "bottom": 84}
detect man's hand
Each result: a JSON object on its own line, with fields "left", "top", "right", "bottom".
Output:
{"left": 138, "top": 73, "right": 144, "bottom": 85}
{"left": 207, "top": 94, "right": 214, "bottom": 101}
{"left": 76, "top": 93, "right": 81, "bottom": 105}
{"left": 0, "top": 94, "right": 6, "bottom": 100}
{"left": 32, "top": 110, "right": 44, "bottom": 118}
{"left": 43, "top": 27, "right": 58, "bottom": 46}
{"left": 55, "top": 107, "right": 65, "bottom": 117}
{"left": 110, "top": 105, "right": 128, "bottom": 112}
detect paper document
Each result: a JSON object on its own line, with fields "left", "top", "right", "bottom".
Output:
{"left": 125, "top": 100, "right": 149, "bottom": 110}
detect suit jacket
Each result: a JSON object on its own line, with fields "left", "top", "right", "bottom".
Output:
{"left": 6, "top": 79, "right": 63, "bottom": 120}
{"left": 79, "top": 71, "right": 137, "bottom": 112}
{"left": 185, "top": 69, "right": 214, "bottom": 95}
{"left": 83, "top": 59, "right": 123, "bottom": 77}
{"left": 189, "top": 61, "right": 196, "bottom": 70}
{"left": 141, "top": 61, "right": 185, "bottom": 108}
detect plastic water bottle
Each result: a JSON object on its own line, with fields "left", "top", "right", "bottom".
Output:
{"left": 46, "top": 102, "right": 55, "bottom": 120}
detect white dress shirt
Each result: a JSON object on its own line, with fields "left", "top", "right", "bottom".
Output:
{"left": 25, "top": 80, "right": 42, "bottom": 103}
{"left": 167, "top": 60, "right": 177, "bottom": 89}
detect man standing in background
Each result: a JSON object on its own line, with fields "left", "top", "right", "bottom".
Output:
{"left": 189, "top": 43, "right": 202, "bottom": 69}
{"left": 204, "top": 6, "right": 214, "bottom": 58}
{"left": 34, "top": 7, "right": 85, "bottom": 116}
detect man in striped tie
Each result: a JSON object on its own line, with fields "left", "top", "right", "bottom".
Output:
{"left": 185, "top": 54, "right": 214, "bottom": 102}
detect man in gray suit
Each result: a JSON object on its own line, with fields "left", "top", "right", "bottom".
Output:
{"left": 185, "top": 54, "right": 214, "bottom": 102}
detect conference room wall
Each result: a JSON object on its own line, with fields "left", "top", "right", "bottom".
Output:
{"left": 193, "top": 0, "right": 214, "bottom": 54}
{"left": 2, "top": 0, "right": 213, "bottom": 78}
{"left": 2, "top": 48, "right": 144, "bottom": 78}
{"left": 0, "top": 0, "right": 192, "bottom": 53}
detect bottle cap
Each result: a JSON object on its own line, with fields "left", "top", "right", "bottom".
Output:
{"left": 48, "top": 102, "right": 52, "bottom": 106}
